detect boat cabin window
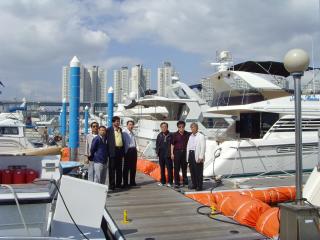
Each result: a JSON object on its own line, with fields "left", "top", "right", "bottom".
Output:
{"left": 202, "top": 117, "right": 229, "bottom": 129}
{"left": 0, "top": 127, "right": 19, "bottom": 135}
{"left": 173, "top": 88, "right": 189, "bottom": 99}
{"left": 237, "top": 112, "right": 278, "bottom": 138}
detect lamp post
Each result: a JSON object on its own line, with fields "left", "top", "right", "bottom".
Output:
{"left": 283, "top": 48, "right": 310, "bottom": 205}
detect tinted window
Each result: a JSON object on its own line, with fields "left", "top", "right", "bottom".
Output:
{"left": 0, "top": 127, "right": 19, "bottom": 135}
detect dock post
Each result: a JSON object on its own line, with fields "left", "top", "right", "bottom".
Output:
{"left": 61, "top": 98, "right": 67, "bottom": 147}
{"left": 69, "top": 56, "right": 80, "bottom": 161}
{"left": 107, "top": 87, "right": 114, "bottom": 127}
{"left": 84, "top": 105, "right": 89, "bottom": 135}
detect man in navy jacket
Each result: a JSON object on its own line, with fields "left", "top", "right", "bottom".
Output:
{"left": 90, "top": 126, "right": 108, "bottom": 184}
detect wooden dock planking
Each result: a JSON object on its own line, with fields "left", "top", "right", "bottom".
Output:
{"left": 106, "top": 173, "right": 266, "bottom": 240}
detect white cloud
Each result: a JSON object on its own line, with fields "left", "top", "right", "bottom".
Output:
{"left": 0, "top": 0, "right": 319, "bottom": 100}
{"left": 103, "top": 0, "right": 319, "bottom": 61}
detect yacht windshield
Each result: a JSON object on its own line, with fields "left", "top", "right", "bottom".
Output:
{"left": 0, "top": 127, "right": 19, "bottom": 135}
{"left": 202, "top": 117, "right": 229, "bottom": 129}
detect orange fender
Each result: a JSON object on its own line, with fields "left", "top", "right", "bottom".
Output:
{"left": 256, "top": 207, "right": 280, "bottom": 238}
{"left": 60, "top": 147, "right": 70, "bottom": 161}
{"left": 136, "top": 159, "right": 158, "bottom": 174}
{"left": 233, "top": 198, "right": 271, "bottom": 227}
{"left": 185, "top": 193, "right": 217, "bottom": 208}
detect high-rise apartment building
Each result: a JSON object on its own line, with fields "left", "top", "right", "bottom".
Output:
{"left": 157, "top": 61, "right": 175, "bottom": 97}
{"left": 62, "top": 65, "right": 107, "bottom": 103}
{"left": 114, "top": 65, "right": 151, "bottom": 102}
{"left": 62, "top": 66, "right": 70, "bottom": 101}
{"left": 113, "top": 66, "right": 129, "bottom": 103}
{"left": 143, "top": 68, "right": 151, "bottom": 90}
{"left": 131, "top": 65, "right": 145, "bottom": 100}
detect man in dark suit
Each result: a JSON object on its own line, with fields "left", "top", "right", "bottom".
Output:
{"left": 107, "top": 116, "right": 125, "bottom": 190}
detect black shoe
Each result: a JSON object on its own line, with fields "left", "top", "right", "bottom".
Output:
{"left": 188, "top": 186, "right": 196, "bottom": 190}
{"left": 115, "top": 184, "right": 122, "bottom": 188}
{"left": 129, "top": 182, "right": 137, "bottom": 186}
{"left": 174, "top": 185, "right": 180, "bottom": 188}
{"left": 109, "top": 186, "right": 115, "bottom": 190}
{"left": 196, "top": 187, "right": 203, "bottom": 191}
{"left": 122, "top": 184, "right": 129, "bottom": 189}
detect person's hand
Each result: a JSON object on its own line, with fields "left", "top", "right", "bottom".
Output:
{"left": 198, "top": 158, "right": 204, "bottom": 163}
{"left": 84, "top": 157, "right": 89, "bottom": 164}
{"left": 171, "top": 154, "right": 174, "bottom": 160}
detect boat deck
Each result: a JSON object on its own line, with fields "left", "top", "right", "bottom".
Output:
{"left": 105, "top": 173, "right": 266, "bottom": 240}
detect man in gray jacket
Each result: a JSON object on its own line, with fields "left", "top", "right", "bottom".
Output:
{"left": 84, "top": 121, "right": 99, "bottom": 181}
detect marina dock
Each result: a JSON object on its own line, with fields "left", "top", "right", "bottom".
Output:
{"left": 105, "top": 173, "right": 266, "bottom": 240}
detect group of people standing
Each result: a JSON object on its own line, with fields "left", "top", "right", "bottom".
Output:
{"left": 156, "top": 121, "right": 206, "bottom": 191}
{"left": 84, "top": 116, "right": 137, "bottom": 190}
{"left": 85, "top": 117, "right": 206, "bottom": 192}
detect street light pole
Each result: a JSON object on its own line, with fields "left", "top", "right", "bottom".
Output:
{"left": 280, "top": 48, "right": 320, "bottom": 240}
{"left": 284, "top": 48, "right": 309, "bottom": 205}
{"left": 293, "top": 72, "right": 303, "bottom": 204}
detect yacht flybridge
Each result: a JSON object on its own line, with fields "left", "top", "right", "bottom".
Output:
{"left": 132, "top": 81, "right": 235, "bottom": 158}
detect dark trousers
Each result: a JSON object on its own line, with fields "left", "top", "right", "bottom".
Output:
{"left": 159, "top": 152, "right": 173, "bottom": 184}
{"left": 173, "top": 149, "right": 188, "bottom": 186}
{"left": 188, "top": 150, "right": 203, "bottom": 190}
{"left": 123, "top": 148, "right": 137, "bottom": 186}
{"left": 109, "top": 147, "right": 124, "bottom": 188}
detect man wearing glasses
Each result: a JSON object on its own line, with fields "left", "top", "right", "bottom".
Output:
{"left": 171, "top": 120, "right": 190, "bottom": 188}
{"left": 84, "top": 122, "right": 99, "bottom": 181}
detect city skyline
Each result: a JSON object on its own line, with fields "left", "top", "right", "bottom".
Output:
{"left": 0, "top": 1, "right": 318, "bottom": 101}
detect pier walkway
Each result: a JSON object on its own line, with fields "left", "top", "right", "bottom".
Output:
{"left": 105, "top": 173, "right": 266, "bottom": 240}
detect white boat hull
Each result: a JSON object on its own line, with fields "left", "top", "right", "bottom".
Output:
{"left": 203, "top": 135, "right": 318, "bottom": 177}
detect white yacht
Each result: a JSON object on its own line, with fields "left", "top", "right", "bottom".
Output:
{"left": 203, "top": 94, "right": 320, "bottom": 177}
{"left": 0, "top": 115, "right": 61, "bottom": 155}
{"left": 132, "top": 81, "right": 235, "bottom": 158}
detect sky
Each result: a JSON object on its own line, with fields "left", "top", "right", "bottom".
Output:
{"left": 0, "top": 0, "right": 319, "bottom": 101}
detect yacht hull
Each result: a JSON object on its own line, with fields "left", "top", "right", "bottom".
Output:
{"left": 203, "top": 136, "right": 318, "bottom": 177}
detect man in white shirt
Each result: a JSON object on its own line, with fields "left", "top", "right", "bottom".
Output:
{"left": 84, "top": 122, "right": 99, "bottom": 181}
{"left": 123, "top": 120, "right": 138, "bottom": 188}
{"left": 186, "top": 122, "right": 206, "bottom": 191}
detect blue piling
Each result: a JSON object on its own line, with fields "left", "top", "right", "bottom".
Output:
{"left": 107, "top": 87, "right": 114, "bottom": 127}
{"left": 69, "top": 56, "right": 80, "bottom": 161}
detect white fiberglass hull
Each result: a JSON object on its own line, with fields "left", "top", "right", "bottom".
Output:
{"left": 203, "top": 135, "right": 318, "bottom": 177}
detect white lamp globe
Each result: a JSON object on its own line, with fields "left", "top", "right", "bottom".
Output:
{"left": 99, "top": 112, "right": 104, "bottom": 118}
{"left": 283, "top": 49, "right": 309, "bottom": 73}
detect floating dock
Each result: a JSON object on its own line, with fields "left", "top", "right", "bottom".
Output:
{"left": 105, "top": 173, "right": 266, "bottom": 240}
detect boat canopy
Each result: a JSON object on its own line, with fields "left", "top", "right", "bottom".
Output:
{"left": 231, "top": 61, "right": 290, "bottom": 77}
